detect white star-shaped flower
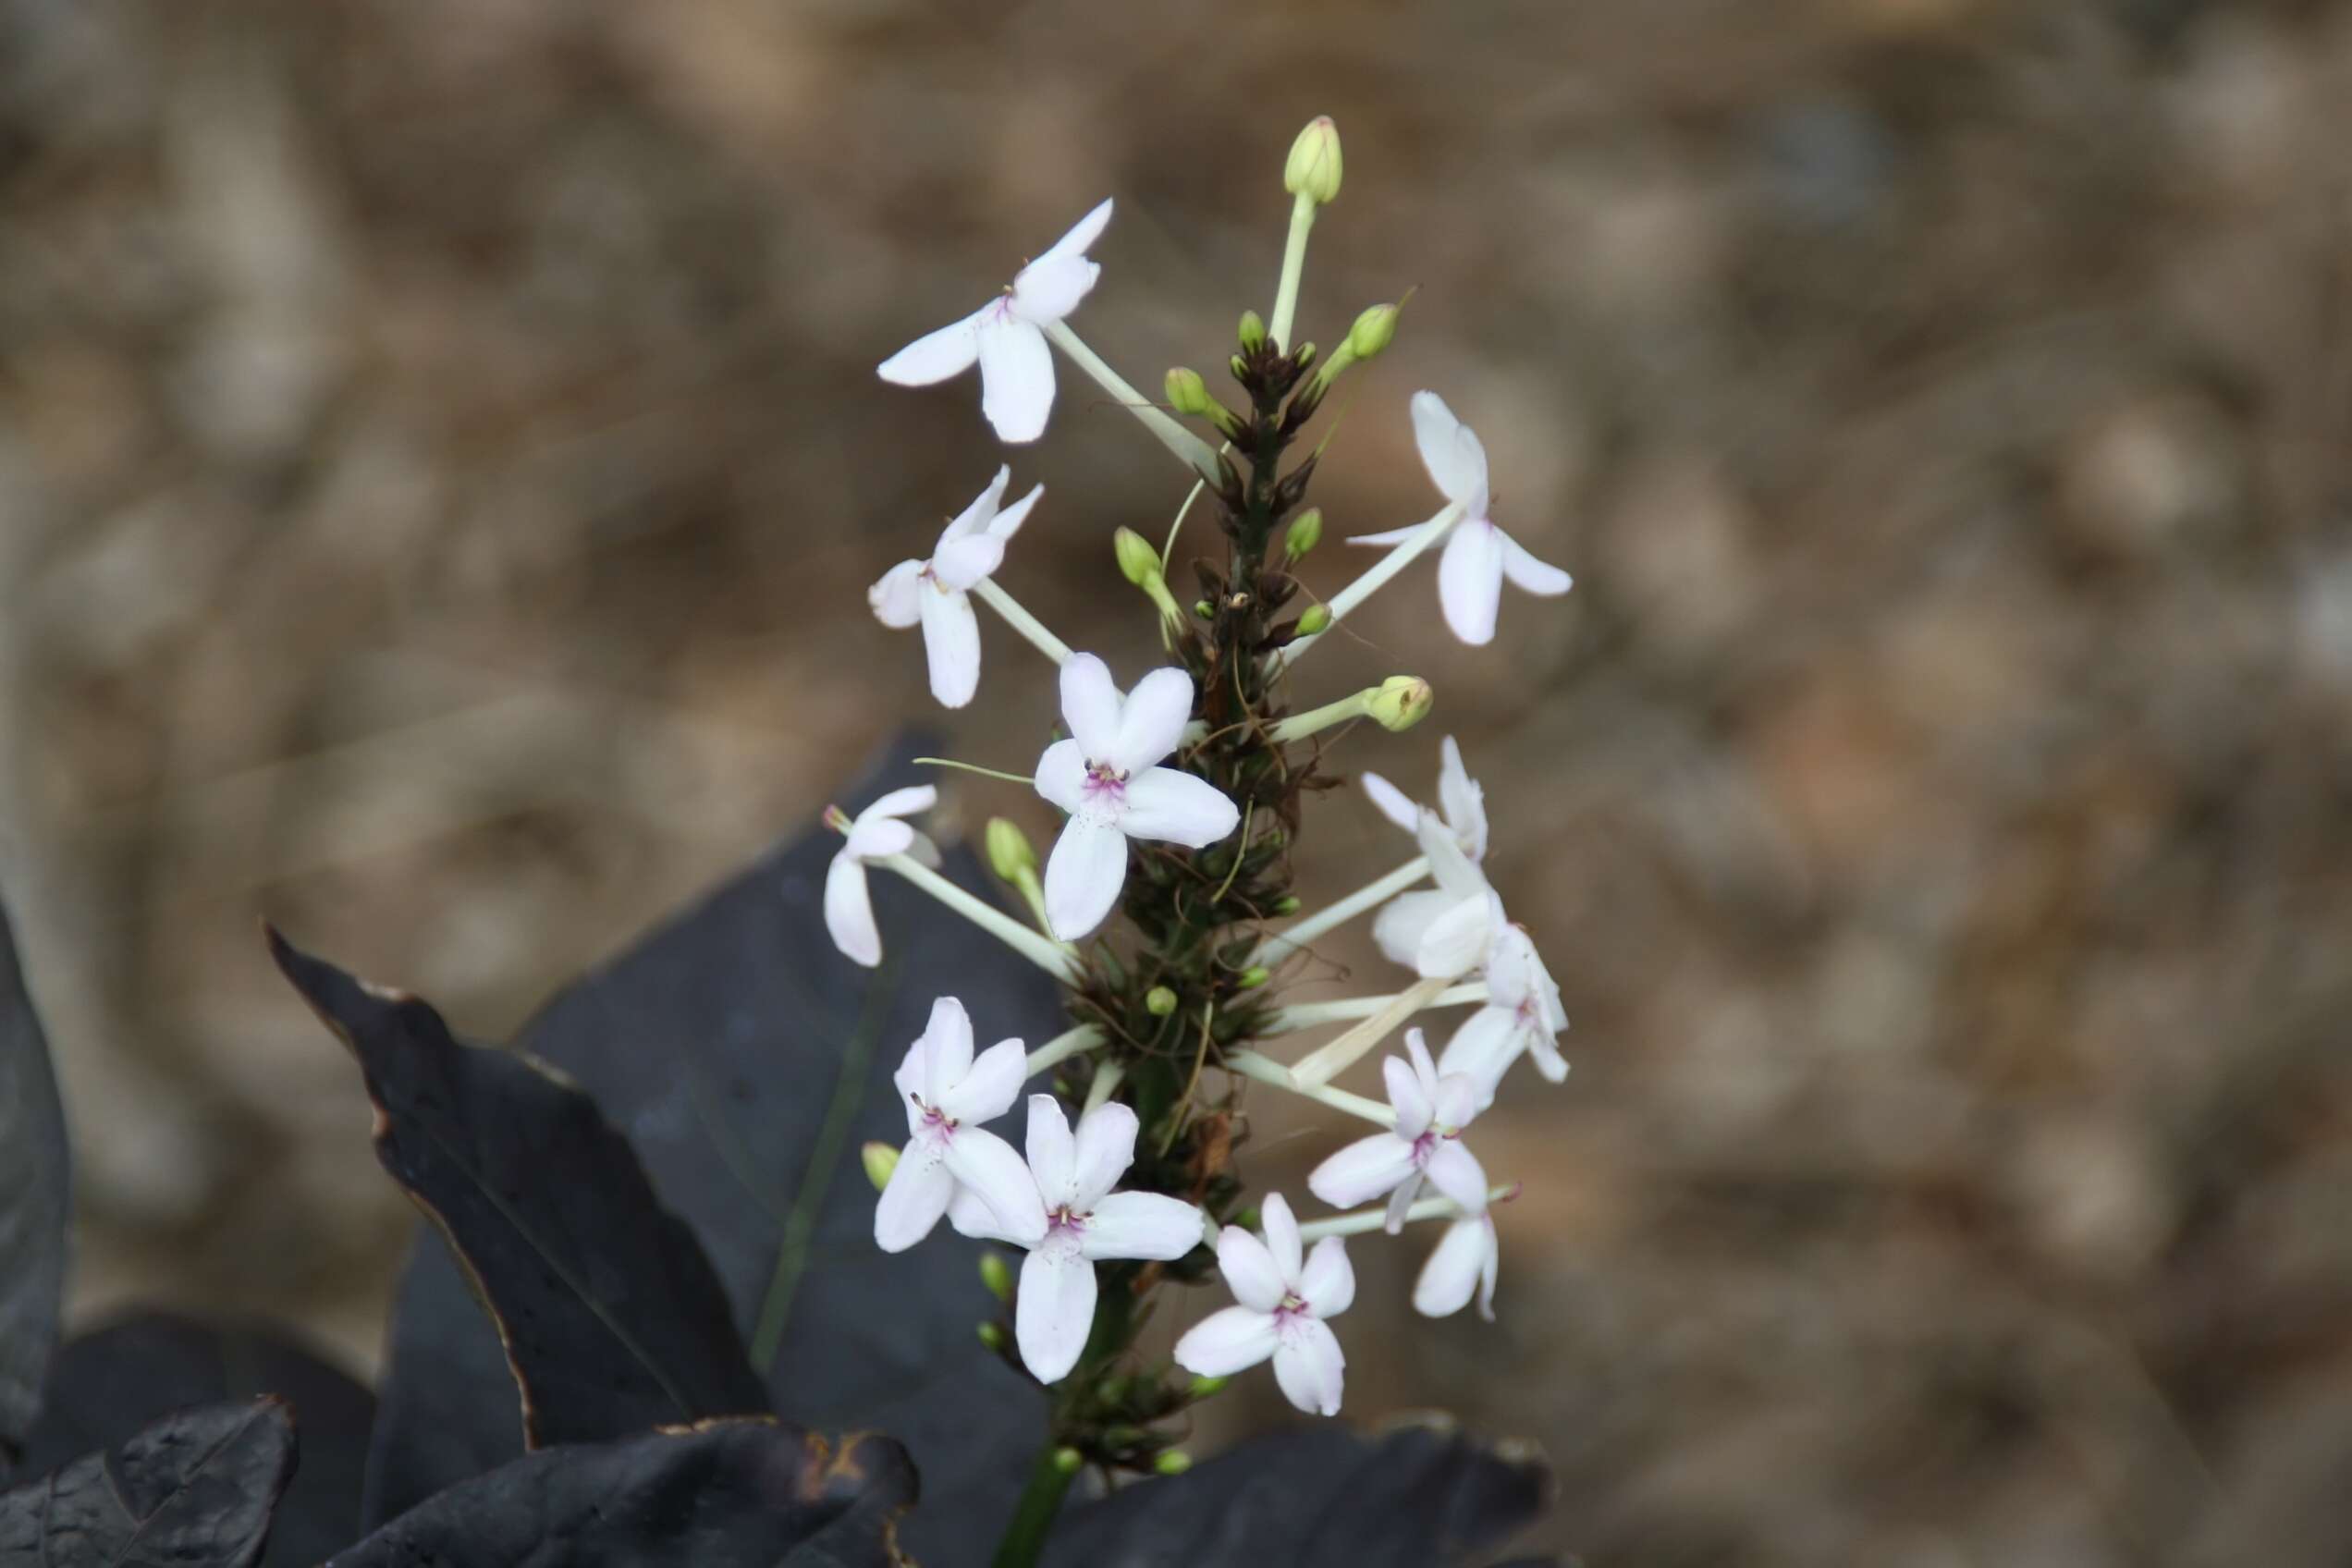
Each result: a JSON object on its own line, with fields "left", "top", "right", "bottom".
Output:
{"left": 1172, "top": 1193, "right": 1354, "bottom": 1417}
{"left": 1373, "top": 810, "right": 1503, "bottom": 980}
{"left": 1360, "top": 734, "right": 1488, "bottom": 864}
{"left": 823, "top": 787, "right": 941, "bottom": 968}
{"left": 1438, "top": 924, "right": 1568, "bottom": 1109}
{"left": 1307, "top": 1028, "right": 1490, "bottom": 1231}
{"left": 874, "top": 998, "right": 1045, "bottom": 1253}
{"left": 1349, "top": 391, "right": 1572, "bottom": 645}
{"left": 949, "top": 1095, "right": 1206, "bottom": 1383}
{"left": 1033, "top": 654, "right": 1241, "bottom": 941}
{"left": 1414, "top": 1199, "right": 1501, "bottom": 1322}
{"left": 876, "top": 199, "right": 1113, "bottom": 445}
{"left": 869, "top": 466, "right": 1045, "bottom": 709}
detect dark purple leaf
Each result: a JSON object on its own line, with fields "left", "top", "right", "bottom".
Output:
{"left": 0, "top": 890, "right": 67, "bottom": 1474}
{"left": 0, "top": 1399, "right": 296, "bottom": 1568}
{"left": 270, "top": 931, "right": 769, "bottom": 1452}
{"left": 328, "top": 1419, "right": 913, "bottom": 1568}
{"left": 18, "top": 1312, "right": 374, "bottom": 1568}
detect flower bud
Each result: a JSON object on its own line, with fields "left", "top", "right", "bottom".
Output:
{"left": 1272, "top": 895, "right": 1301, "bottom": 916}
{"left": 1238, "top": 311, "right": 1267, "bottom": 352}
{"left": 977, "top": 1322, "right": 1007, "bottom": 1352}
{"left": 1282, "top": 508, "right": 1323, "bottom": 562}
{"left": 1295, "top": 605, "right": 1331, "bottom": 636}
{"left": 985, "top": 817, "right": 1036, "bottom": 882}
{"left": 1187, "top": 1373, "right": 1230, "bottom": 1399}
{"left": 1154, "top": 1450, "right": 1194, "bottom": 1476}
{"left": 1164, "top": 366, "right": 1210, "bottom": 418}
{"left": 1346, "top": 301, "right": 1400, "bottom": 361}
{"left": 1236, "top": 966, "right": 1271, "bottom": 989}
{"left": 1052, "top": 1447, "right": 1084, "bottom": 1476}
{"left": 1114, "top": 528, "right": 1164, "bottom": 588}
{"left": 978, "top": 1251, "right": 1014, "bottom": 1302}
{"left": 1283, "top": 116, "right": 1343, "bottom": 206}
{"left": 1292, "top": 341, "right": 1317, "bottom": 372}
{"left": 1145, "top": 986, "right": 1179, "bottom": 1017}
{"left": 1366, "top": 675, "right": 1433, "bottom": 732}
{"left": 1194, "top": 599, "right": 1214, "bottom": 620}
{"left": 861, "top": 1141, "right": 899, "bottom": 1193}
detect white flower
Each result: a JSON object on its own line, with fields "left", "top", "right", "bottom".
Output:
{"left": 1360, "top": 734, "right": 1488, "bottom": 863}
{"left": 949, "top": 1095, "right": 1205, "bottom": 1383}
{"left": 876, "top": 199, "right": 1113, "bottom": 445}
{"left": 1438, "top": 924, "right": 1568, "bottom": 1109}
{"left": 1033, "top": 654, "right": 1241, "bottom": 941}
{"left": 824, "top": 787, "right": 941, "bottom": 968}
{"left": 1414, "top": 1202, "right": 1501, "bottom": 1322}
{"left": 874, "top": 998, "right": 1045, "bottom": 1253}
{"left": 1372, "top": 811, "right": 1502, "bottom": 980}
{"left": 1172, "top": 1193, "right": 1354, "bottom": 1417}
{"left": 1307, "top": 1028, "right": 1489, "bottom": 1231}
{"left": 1348, "top": 391, "right": 1572, "bottom": 645}
{"left": 869, "top": 467, "right": 1045, "bottom": 709}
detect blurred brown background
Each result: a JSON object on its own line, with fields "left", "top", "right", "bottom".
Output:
{"left": 5, "top": 0, "right": 2351, "bottom": 1562}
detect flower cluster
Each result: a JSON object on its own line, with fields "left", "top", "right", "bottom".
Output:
{"left": 824, "top": 119, "right": 1575, "bottom": 1525}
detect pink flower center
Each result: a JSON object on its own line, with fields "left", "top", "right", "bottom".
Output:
{"left": 1081, "top": 760, "right": 1128, "bottom": 812}
{"left": 1274, "top": 1289, "right": 1312, "bottom": 1324}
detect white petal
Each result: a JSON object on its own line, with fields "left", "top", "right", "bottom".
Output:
{"left": 1413, "top": 1216, "right": 1492, "bottom": 1317}
{"left": 1307, "top": 1132, "right": 1418, "bottom": 1210}
{"left": 1478, "top": 1219, "right": 1501, "bottom": 1320}
{"left": 1214, "top": 1225, "right": 1286, "bottom": 1313}
{"left": 1403, "top": 1028, "right": 1441, "bottom": 1102}
{"left": 1437, "top": 737, "right": 1488, "bottom": 861}
{"left": 1034, "top": 737, "right": 1090, "bottom": 816}
{"left": 1173, "top": 1305, "right": 1278, "bottom": 1378}
{"left": 1117, "top": 767, "right": 1240, "bottom": 848}
{"left": 1415, "top": 891, "right": 1495, "bottom": 980}
{"left": 1382, "top": 1054, "right": 1432, "bottom": 1141}
{"left": 1498, "top": 530, "right": 1573, "bottom": 595}
{"left": 1437, "top": 1006, "right": 1520, "bottom": 1106}
{"left": 1259, "top": 1191, "right": 1304, "bottom": 1284}
{"left": 943, "top": 1125, "right": 1047, "bottom": 1244}
{"left": 1529, "top": 1034, "right": 1571, "bottom": 1084}
{"left": 929, "top": 533, "right": 1005, "bottom": 593}
{"left": 1058, "top": 654, "right": 1122, "bottom": 760}
{"left": 874, "top": 1143, "right": 953, "bottom": 1252}
{"left": 916, "top": 583, "right": 983, "bottom": 709}
{"left": 1023, "top": 1093, "right": 1079, "bottom": 1208}
{"left": 1298, "top": 1235, "right": 1355, "bottom": 1318}
{"left": 917, "top": 997, "right": 974, "bottom": 1104}
{"left": 1015, "top": 1243, "right": 1097, "bottom": 1384}
{"left": 863, "top": 785, "right": 938, "bottom": 824}
{"left": 1271, "top": 1319, "right": 1346, "bottom": 1416}
{"left": 1010, "top": 197, "right": 1112, "bottom": 322}
{"left": 1109, "top": 667, "right": 1195, "bottom": 774}
{"left": 1421, "top": 810, "right": 1492, "bottom": 901}
{"left": 940, "top": 1038, "right": 1029, "bottom": 1125}
{"left": 890, "top": 1039, "right": 925, "bottom": 1133}
{"left": 938, "top": 465, "right": 1011, "bottom": 544}
{"left": 842, "top": 816, "right": 914, "bottom": 862}
{"left": 1359, "top": 772, "right": 1420, "bottom": 834}
{"left": 1373, "top": 889, "right": 1455, "bottom": 973}
{"left": 1082, "top": 1192, "right": 1204, "bottom": 1261}
{"left": 1437, "top": 520, "right": 1505, "bottom": 647}
{"left": 877, "top": 309, "right": 983, "bottom": 386}
{"left": 903, "top": 829, "right": 943, "bottom": 870}
{"left": 1409, "top": 390, "right": 1490, "bottom": 513}
{"left": 868, "top": 558, "right": 926, "bottom": 629}
{"left": 947, "top": 1184, "right": 1020, "bottom": 1244}
{"left": 1043, "top": 815, "right": 1129, "bottom": 940}
{"left": 1383, "top": 1170, "right": 1425, "bottom": 1234}
{"left": 987, "top": 483, "right": 1045, "bottom": 541}
{"left": 1069, "top": 1102, "right": 1138, "bottom": 1208}
{"left": 823, "top": 852, "right": 882, "bottom": 968}
{"left": 976, "top": 316, "right": 1056, "bottom": 444}
{"left": 1483, "top": 925, "right": 1540, "bottom": 1012}
{"left": 1430, "top": 1072, "right": 1482, "bottom": 1133}
{"left": 1422, "top": 1137, "right": 1489, "bottom": 1212}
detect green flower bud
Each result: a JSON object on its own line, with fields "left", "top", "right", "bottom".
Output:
{"left": 1238, "top": 311, "right": 1267, "bottom": 352}
{"left": 1296, "top": 605, "right": 1331, "bottom": 636}
{"left": 1272, "top": 895, "right": 1302, "bottom": 916}
{"left": 1194, "top": 599, "right": 1215, "bottom": 620}
{"left": 1187, "top": 1373, "right": 1230, "bottom": 1399}
{"left": 1164, "top": 366, "right": 1210, "bottom": 418}
{"left": 1292, "top": 341, "right": 1317, "bottom": 372}
{"left": 1154, "top": 1450, "right": 1194, "bottom": 1476}
{"left": 1114, "top": 527, "right": 1165, "bottom": 588}
{"left": 1052, "top": 1447, "right": 1084, "bottom": 1476}
{"left": 861, "top": 1141, "right": 899, "bottom": 1193}
{"left": 978, "top": 1251, "right": 1013, "bottom": 1302}
{"left": 1236, "top": 966, "right": 1271, "bottom": 990}
{"left": 1145, "top": 986, "right": 1179, "bottom": 1017}
{"left": 985, "top": 817, "right": 1036, "bottom": 882}
{"left": 1346, "top": 301, "right": 1400, "bottom": 361}
{"left": 977, "top": 1322, "right": 1007, "bottom": 1352}
{"left": 1283, "top": 116, "right": 1343, "bottom": 205}
{"left": 1366, "top": 675, "right": 1434, "bottom": 732}
{"left": 1283, "top": 508, "right": 1323, "bottom": 562}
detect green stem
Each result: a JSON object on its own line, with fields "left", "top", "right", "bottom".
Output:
{"left": 989, "top": 1444, "right": 1079, "bottom": 1568}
